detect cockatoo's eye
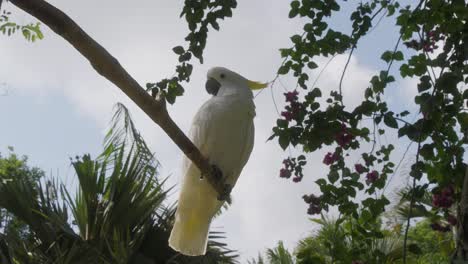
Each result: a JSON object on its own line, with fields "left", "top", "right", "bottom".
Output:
{"left": 220, "top": 73, "right": 225, "bottom": 79}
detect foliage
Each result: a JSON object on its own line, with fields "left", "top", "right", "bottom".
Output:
{"left": 264, "top": 0, "right": 467, "bottom": 261}
{"left": 146, "top": 0, "right": 238, "bottom": 104}
{"left": 0, "top": 7, "right": 43, "bottom": 41}
{"left": 0, "top": 147, "right": 44, "bottom": 261}
{"left": 3, "top": 0, "right": 467, "bottom": 261}
{"left": 406, "top": 219, "right": 453, "bottom": 263}
{"left": 251, "top": 213, "right": 453, "bottom": 264}
{"left": 153, "top": 1, "right": 467, "bottom": 259}
{"left": 0, "top": 104, "right": 238, "bottom": 264}
{"left": 248, "top": 241, "right": 294, "bottom": 264}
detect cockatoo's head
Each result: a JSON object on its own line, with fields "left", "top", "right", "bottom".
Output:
{"left": 205, "top": 67, "right": 268, "bottom": 97}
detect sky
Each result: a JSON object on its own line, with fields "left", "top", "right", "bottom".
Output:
{"left": 0, "top": 0, "right": 421, "bottom": 260}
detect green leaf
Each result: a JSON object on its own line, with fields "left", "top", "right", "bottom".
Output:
{"left": 384, "top": 113, "right": 398, "bottom": 128}
{"left": 290, "top": 34, "right": 302, "bottom": 44}
{"left": 417, "top": 75, "right": 432, "bottom": 92}
{"left": 277, "top": 119, "right": 288, "bottom": 128}
{"left": 394, "top": 51, "right": 404, "bottom": 61}
{"left": 328, "top": 170, "right": 339, "bottom": 183}
{"left": 307, "top": 61, "right": 318, "bottom": 69}
{"left": 278, "top": 65, "right": 290, "bottom": 75}
{"left": 457, "top": 112, "right": 468, "bottom": 131}
{"left": 381, "top": 51, "right": 392, "bottom": 63}
{"left": 172, "top": 46, "right": 185, "bottom": 55}
{"left": 278, "top": 134, "right": 290, "bottom": 150}
{"left": 408, "top": 244, "right": 423, "bottom": 255}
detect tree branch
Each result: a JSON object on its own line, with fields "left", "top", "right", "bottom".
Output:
{"left": 9, "top": 0, "right": 230, "bottom": 201}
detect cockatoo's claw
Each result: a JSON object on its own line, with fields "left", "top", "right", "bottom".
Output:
{"left": 217, "top": 184, "right": 232, "bottom": 203}
{"left": 211, "top": 165, "right": 223, "bottom": 181}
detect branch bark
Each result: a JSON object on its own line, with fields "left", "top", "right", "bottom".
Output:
{"left": 9, "top": 0, "right": 229, "bottom": 200}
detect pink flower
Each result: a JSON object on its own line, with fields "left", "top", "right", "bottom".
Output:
{"left": 365, "top": 171, "right": 379, "bottom": 185}
{"left": 432, "top": 194, "right": 453, "bottom": 208}
{"left": 281, "top": 111, "right": 293, "bottom": 121}
{"left": 284, "top": 90, "right": 299, "bottom": 102}
{"left": 335, "top": 126, "right": 354, "bottom": 147}
{"left": 355, "top": 164, "right": 366, "bottom": 174}
{"left": 280, "top": 168, "right": 291, "bottom": 178}
{"left": 323, "top": 152, "right": 339, "bottom": 165}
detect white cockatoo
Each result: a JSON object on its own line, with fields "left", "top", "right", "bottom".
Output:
{"left": 169, "top": 67, "right": 267, "bottom": 256}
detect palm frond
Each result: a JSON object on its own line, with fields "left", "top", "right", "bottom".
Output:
{"left": 0, "top": 103, "right": 238, "bottom": 263}
{"left": 265, "top": 241, "right": 294, "bottom": 264}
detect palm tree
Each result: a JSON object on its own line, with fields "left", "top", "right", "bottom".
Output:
{"left": 0, "top": 103, "right": 238, "bottom": 264}
{"left": 248, "top": 241, "right": 294, "bottom": 264}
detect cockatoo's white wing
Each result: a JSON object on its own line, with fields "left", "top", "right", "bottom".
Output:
{"left": 169, "top": 96, "right": 255, "bottom": 256}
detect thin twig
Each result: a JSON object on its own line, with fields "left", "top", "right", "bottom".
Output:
{"left": 402, "top": 139, "right": 421, "bottom": 264}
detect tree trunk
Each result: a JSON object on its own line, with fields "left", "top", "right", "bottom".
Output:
{"left": 453, "top": 164, "right": 468, "bottom": 263}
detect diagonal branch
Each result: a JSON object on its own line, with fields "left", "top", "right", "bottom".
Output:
{"left": 9, "top": 0, "right": 229, "bottom": 201}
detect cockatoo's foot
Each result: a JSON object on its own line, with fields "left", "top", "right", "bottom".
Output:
{"left": 208, "top": 165, "right": 232, "bottom": 202}
{"left": 218, "top": 184, "right": 232, "bottom": 203}
{"left": 210, "top": 164, "right": 223, "bottom": 180}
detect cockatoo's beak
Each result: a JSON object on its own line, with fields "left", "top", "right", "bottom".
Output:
{"left": 206, "top": 78, "right": 221, "bottom": 95}
{"left": 247, "top": 80, "right": 269, "bottom": 90}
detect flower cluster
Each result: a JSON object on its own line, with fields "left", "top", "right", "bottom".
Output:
{"left": 404, "top": 29, "right": 444, "bottom": 53}
{"left": 323, "top": 152, "right": 340, "bottom": 165}
{"left": 335, "top": 124, "right": 354, "bottom": 148}
{"left": 280, "top": 157, "right": 305, "bottom": 182}
{"left": 432, "top": 186, "right": 454, "bottom": 209}
{"left": 281, "top": 90, "right": 302, "bottom": 122}
{"left": 365, "top": 170, "right": 379, "bottom": 185}
{"left": 303, "top": 194, "right": 322, "bottom": 215}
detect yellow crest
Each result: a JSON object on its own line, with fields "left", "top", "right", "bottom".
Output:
{"left": 247, "top": 80, "right": 269, "bottom": 90}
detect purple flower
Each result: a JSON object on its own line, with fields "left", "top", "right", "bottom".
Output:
{"left": 303, "top": 194, "right": 321, "bottom": 205}
{"left": 284, "top": 90, "right": 299, "bottom": 102}
{"left": 292, "top": 177, "right": 301, "bottom": 183}
{"left": 365, "top": 171, "right": 379, "bottom": 185}
{"left": 280, "top": 168, "right": 291, "bottom": 178}
{"left": 355, "top": 164, "right": 366, "bottom": 174}
{"left": 323, "top": 152, "right": 339, "bottom": 165}
{"left": 335, "top": 126, "right": 354, "bottom": 147}
{"left": 432, "top": 193, "right": 453, "bottom": 208}
{"left": 281, "top": 111, "right": 293, "bottom": 121}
